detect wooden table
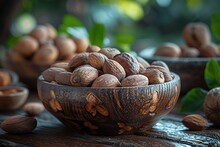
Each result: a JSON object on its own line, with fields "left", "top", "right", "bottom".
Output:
{"left": 0, "top": 93, "right": 220, "bottom": 147}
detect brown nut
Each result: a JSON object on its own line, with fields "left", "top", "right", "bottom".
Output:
{"left": 45, "top": 24, "right": 57, "bottom": 39}
{"left": 55, "top": 36, "right": 76, "bottom": 60}
{"left": 138, "top": 62, "right": 146, "bottom": 73}
{"left": 92, "top": 74, "right": 121, "bottom": 87}
{"left": 42, "top": 67, "right": 66, "bottom": 82}
{"left": 29, "top": 25, "right": 48, "bottom": 42}
{"left": 86, "top": 45, "right": 101, "bottom": 52}
{"left": 0, "top": 71, "right": 11, "bottom": 86}
{"left": 73, "top": 38, "right": 89, "bottom": 53}
{"left": 14, "top": 36, "right": 38, "bottom": 57}
{"left": 103, "top": 59, "right": 126, "bottom": 81}
{"left": 8, "top": 50, "right": 26, "bottom": 62}
{"left": 113, "top": 53, "right": 140, "bottom": 76}
{"left": 88, "top": 52, "right": 108, "bottom": 69}
{"left": 99, "top": 48, "right": 121, "bottom": 59}
{"left": 23, "top": 102, "right": 45, "bottom": 116}
{"left": 155, "top": 43, "right": 181, "bottom": 57}
{"left": 32, "top": 44, "right": 58, "bottom": 65}
{"left": 179, "top": 45, "right": 199, "bottom": 57}
{"left": 182, "top": 22, "right": 211, "bottom": 48}
{"left": 70, "top": 65, "right": 99, "bottom": 87}
{"left": 51, "top": 62, "right": 71, "bottom": 71}
{"left": 136, "top": 56, "right": 150, "bottom": 69}
{"left": 55, "top": 71, "right": 72, "bottom": 85}
{"left": 204, "top": 87, "right": 220, "bottom": 126}
{"left": 151, "top": 60, "right": 170, "bottom": 72}
{"left": 141, "top": 68, "right": 165, "bottom": 84}
{"left": 182, "top": 114, "right": 208, "bottom": 131}
{"left": 199, "top": 43, "right": 220, "bottom": 57}
{"left": 68, "top": 52, "right": 89, "bottom": 70}
{"left": 147, "top": 65, "right": 172, "bottom": 82}
{"left": 121, "top": 74, "right": 149, "bottom": 87}
{"left": 0, "top": 115, "right": 37, "bottom": 134}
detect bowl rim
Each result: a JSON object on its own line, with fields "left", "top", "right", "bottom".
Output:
{"left": 38, "top": 72, "right": 180, "bottom": 90}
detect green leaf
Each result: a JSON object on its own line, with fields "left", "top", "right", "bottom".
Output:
{"left": 6, "top": 35, "right": 21, "bottom": 49}
{"left": 115, "top": 34, "right": 134, "bottom": 52}
{"left": 211, "top": 12, "right": 220, "bottom": 42}
{"left": 179, "top": 88, "right": 208, "bottom": 113}
{"left": 89, "top": 23, "right": 105, "bottom": 47}
{"left": 205, "top": 58, "right": 220, "bottom": 89}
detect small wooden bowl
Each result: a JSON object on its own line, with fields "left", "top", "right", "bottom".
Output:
{"left": 143, "top": 56, "right": 218, "bottom": 94}
{"left": 38, "top": 73, "right": 180, "bottom": 135}
{"left": 0, "top": 86, "right": 29, "bottom": 111}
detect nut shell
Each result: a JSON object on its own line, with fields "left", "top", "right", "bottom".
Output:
{"left": 99, "top": 48, "right": 121, "bottom": 59}
{"left": 74, "top": 38, "right": 89, "bottom": 53}
{"left": 182, "top": 114, "right": 208, "bottom": 131}
{"left": 51, "top": 62, "right": 71, "bottom": 71}
{"left": 86, "top": 45, "right": 101, "bottom": 52}
{"left": 155, "top": 43, "right": 181, "bottom": 57}
{"left": 68, "top": 52, "right": 89, "bottom": 70}
{"left": 88, "top": 52, "right": 108, "bottom": 69}
{"left": 55, "top": 71, "right": 72, "bottom": 85}
{"left": 46, "top": 24, "right": 57, "bottom": 39}
{"left": 136, "top": 56, "right": 150, "bottom": 69}
{"left": 23, "top": 102, "right": 45, "bottom": 116}
{"left": 42, "top": 67, "right": 66, "bottom": 82}
{"left": 179, "top": 45, "right": 199, "bottom": 57}
{"left": 141, "top": 68, "right": 165, "bottom": 84}
{"left": 92, "top": 74, "right": 121, "bottom": 87}
{"left": 29, "top": 25, "right": 48, "bottom": 42}
{"left": 121, "top": 74, "right": 149, "bottom": 87}
{"left": 147, "top": 65, "right": 172, "bottom": 82}
{"left": 199, "top": 43, "right": 219, "bottom": 57}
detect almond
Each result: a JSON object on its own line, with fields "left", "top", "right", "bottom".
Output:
{"left": 142, "top": 68, "right": 165, "bottom": 84}
{"left": 23, "top": 102, "right": 45, "bottom": 116}
{"left": 182, "top": 114, "right": 208, "bottom": 131}
{"left": 68, "top": 52, "right": 89, "bottom": 70}
{"left": 92, "top": 74, "right": 121, "bottom": 87}
{"left": 121, "top": 74, "right": 149, "bottom": 87}
{"left": 147, "top": 65, "right": 172, "bottom": 82}
{"left": 88, "top": 52, "right": 108, "bottom": 69}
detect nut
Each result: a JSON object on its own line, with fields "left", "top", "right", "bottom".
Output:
{"left": 151, "top": 60, "right": 170, "bottom": 72}
{"left": 155, "top": 43, "right": 181, "bottom": 57}
{"left": 55, "top": 71, "right": 72, "bottom": 85}
{"left": 70, "top": 65, "right": 99, "bottom": 86}
{"left": 99, "top": 48, "right": 121, "bottom": 59}
{"left": 23, "top": 102, "right": 45, "bottom": 116}
{"left": 42, "top": 67, "right": 66, "bottom": 82}
{"left": 51, "top": 62, "right": 71, "bottom": 71}
{"left": 141, "top": 68, "right": 165, "bottom": 84}
{"left": 204, "top": 87, "right": 220, "bottom": 126}
{"left": 121, "top": 74, "right": 149, "bottom": 87}
{"left": 136, "top": 56, "right": 150, "bottom": 69}
{"left": 45, "top": 24, "right": 57, "bottom": 39}
{"left": 68, "top": 52, "right": 89, "bottom": 70}
{"left": 29, "top": 25, "right": 48, "bottom": 42}
{"left": 55, "top": 36, "right": 76, "bottom": 60}
{"left": 103, "top": 59, "right": 126, "bottom": 81}
{"left": 199, "top": 43, "right": 219, "bottom": 57}
{"left": 179, "top": 45, "right": 199, "bottom": 57}
{"left": 86, "top": 45, "right": 101, "bottom": 52}
{"left": 182, "top": 114, "right": 208, "bottom": 131}
{"left": 182, "top": 22, "right": 211, "bottom": 48}
{"left": 14, "top": 36, "right": 38, "bottom": 57}
{"left": 32, "top": 44, "right": 58, "bottom": 65}
{"left": 0, "top": 115, "right": 37, "bottom": 134}
{"left": 138, "top": 62, "right": 146, "bottom": 73}
{"left": 8, "top": 50, "right": 26, "bottom": 62}
{"left": 0, "top": 71, "right": 11, "bottom": 86}
{"left": 92, "top": 74, "right": 121, "bottom": 87}
{"left": 73, "top": 38, "right": 89, "bottom": 53}
{"left": 147, "top": 65, "right": 172, "bottom": 82}
{"left": 113, "top": 53, "right": 140, "bottom": 76}
{"left": 88, "top": 52, "right": 108, "bottom": 69}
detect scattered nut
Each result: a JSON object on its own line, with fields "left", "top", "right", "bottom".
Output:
{"left": 182, "top": 114, "right": 208, "bottom": 131}
{"left": 23, "top": 102, "right": 45, "bottom": 116}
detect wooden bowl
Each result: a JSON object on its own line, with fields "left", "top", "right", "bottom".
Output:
{"left": 0, "top": 86, "right": 29, "bottom": 111}
{"left": 142, "top": 56, "right": 217, "bottom": 94}
{"left": 37, "top": 73, "right": 180, "bottom": 135}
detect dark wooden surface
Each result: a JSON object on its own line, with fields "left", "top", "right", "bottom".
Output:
{"left": 0, "top": 93, "right": 220, "bottom": 147}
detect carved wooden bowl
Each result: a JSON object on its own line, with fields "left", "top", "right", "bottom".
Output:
{"left": 37, "top": 73, "right": 180, "bottom": 135}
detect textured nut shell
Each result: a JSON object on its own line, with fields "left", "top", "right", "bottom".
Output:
{"left": 113, "top": 53, "right": 140, "bottom": 76}
{"left": 70, "top": 65, "right": 99, "bottom": 87}
{"left": 0, "top": 71, "right": 11, "bottom": 86}
{"left": 138, "top": 62, "right": 146, "bottom": 73}
{"left": 88, "top": 52, "right": 108, "bottom": 69}
{"left": 182, "top": 23, "right": 211, "bottom": 48}
{"left": 199, "top": 43, "right": 220, "bottom": 57}
{"left": 204, "top": 87, "right": 220, "bottom": 126}
{"left": 46, "top": 24, "right": 57, "bottom": 39}
{"left": 151, "top": 60, "right": 170, "bottom": 72}
{"left": 29, "top": 25, "right": 48, "bottom": 42}
{"left": 23, "top": 102, "right": 45, "bottom": 116}
{"left": 32, "top": 44, "right": 58, "bottom": 65}
{"left": 74, "top": 38, "right": 89, "bottom": 53}
{"left": 179, "top": 45, "right": 199, "bottom": 57}
{"left": 51, "top": 62, "right": 71, "bottom": 71}
{"left": 68, "top": 52, "right": 89, "bottom": 70}
{"left": 55, "top": 37, "right": 76, "bottom": 59}
{"left": 147, "top": 65, "right": 172, "bottom": 82}
{"left": 103, "top": 59, "right": 126, "bottom": 81}
{"left": 121, "top": 74, "right": 149, "bottom": 87}
{"left": 55, "top": 71, "right": 72, "bottom": 85}
{"left": 0, "top": 115, "right": 37, "bottom": 134}
{"left": 8, "top": 50, "right": 26, "bottom": 62}
{"left": 42, "top": 67, "right": 66, "bottom": 82}
{"left": 155, "top": 43, "right": 181, "bottom": 57}
{"left": 14, "top": 36, "right": 38, "bottom": 57}
{"left": 99, "top": 48, "right": 121, "bottom": 59}
{"left": 86, "top": 45, "right": 101, "bottom": 52}
{"left": 136, "top": 56, "right": 150, "bottom": 69}
{"left": 142, "top": 69, "right": 165, "bottom": 84}
{"left": 182, "top": 114, "right": 208, "bottom": 131}
{"left": 92, "top": 74, "right": 121, "bottom": 87}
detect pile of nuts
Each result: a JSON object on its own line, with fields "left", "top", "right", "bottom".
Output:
{"left": 42, "top": 47, "right": 173, "bottom": 87}
{"left": 155, "top": 22, "right": 219, "bottom": 58}
{"left": 9, "top": 24, "right": 89, "bottom": 65}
